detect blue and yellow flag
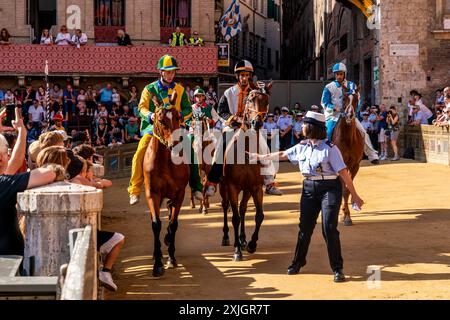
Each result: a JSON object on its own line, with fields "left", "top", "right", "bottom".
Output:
{"left": 219, "top": 0, "right": 242, "bottom": 42}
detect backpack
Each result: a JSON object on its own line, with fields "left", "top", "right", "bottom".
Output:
{"left": 403, "top": 147, "right": 415, "bottom": 160}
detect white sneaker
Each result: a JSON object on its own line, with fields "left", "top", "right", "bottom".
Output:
{"left": 380, "top": 155, "right": 387, "bottom": 161}
{"left": 265, "top": 185, "right": 283, "bottom": 196}
{"left": 391, "top": 155, "right": 400, "bottom": 161}
{"left": 99, "top": 271, "right": 118, "bottom": 292}
{"left": 129, "top": 194, "right": 140, "bottom": 206}
{"left": 194, "top": 191, "right": 204, "bottom": 201}
{"left": 205, "top": 185, "right": 216, "bottom": 197}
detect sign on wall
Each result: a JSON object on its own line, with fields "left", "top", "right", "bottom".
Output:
{"left": 389, "top": 44, "right": 419, "bottom": 57}
{"left": 217, "top": 43, "right": 230, "bottom": 67}
{"left": 373, "top": 66, "right": 379, "bottom": 85}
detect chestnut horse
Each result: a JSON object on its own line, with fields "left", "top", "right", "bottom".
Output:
{"left": 143, "top": 94, "right": 190, "bottom": 277}
{"left": 220, "top": 83, "right": 271, "bottom": 261}
{"left": 190, "top": 115, "right": 216, "bottom": 214}
{"left": 331, "top": 88, "right": 364, "bottom": 226}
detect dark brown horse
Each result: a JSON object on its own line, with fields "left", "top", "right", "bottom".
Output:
{"left": 220, "top": 83, "right": 271, "bottom": 261}
{"left": 189, "top": 115, "right": 215, "bottom": 214}
{"left": 143, "top": 93, "right": 190, "bottom": 277}
{"left": 331, "top": 87, "right": 364, "bottom": 226}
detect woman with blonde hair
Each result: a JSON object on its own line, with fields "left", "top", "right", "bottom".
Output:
{"left": 36, "top": 146, "right": 70, "bottom": 169}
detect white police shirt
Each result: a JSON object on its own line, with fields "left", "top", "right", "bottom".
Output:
{"left": 263, "top": 121, "right": 278, "bottom": 134}
{"left": 285, "top": 139, "right": 347, "bottom": 177}
{"left": 277, "top": 115, "right": 293, "bottom": 131}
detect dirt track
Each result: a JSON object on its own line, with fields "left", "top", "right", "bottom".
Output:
{"left": 102, "top": 159, "right": 450, "bottom": 300}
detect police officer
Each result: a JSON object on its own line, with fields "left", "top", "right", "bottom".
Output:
{"left": 248, "top": 111, "right": 364, "bottom": 282}
{"left": 277, "top": 106, "right": 293, "bottom": 150}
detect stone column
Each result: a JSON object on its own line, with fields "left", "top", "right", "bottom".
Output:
{"left": 17, "top": 182, "right": 103, "bottom": 277}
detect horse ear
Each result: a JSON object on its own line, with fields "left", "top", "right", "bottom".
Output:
{"left": 266, "top": 81, "right": 273, "bottom": 94}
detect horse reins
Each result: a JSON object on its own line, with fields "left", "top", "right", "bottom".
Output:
{"left": 152, "top": 106, "right": 174, "bottom": 149}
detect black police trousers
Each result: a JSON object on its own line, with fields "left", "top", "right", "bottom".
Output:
{"left": 291, "top": 178, "right": 344, "bottom": 272}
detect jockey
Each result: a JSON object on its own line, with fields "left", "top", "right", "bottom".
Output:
{"left": 188, "top": 88, "right": 220, "bottom": 191}
{"left": 128, "top": 54, "right": 203, "bottom": 205}
{"left": 205, "top": 60, "right": 283, "bottom": 196}
{"left": 321, "top": 62, "right": 380, "bottom": 165}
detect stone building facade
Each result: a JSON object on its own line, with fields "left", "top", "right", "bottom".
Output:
{"left": 0, "top": 0, "right": 215, "bottom": 45}
{"left": 282, "top": 0, "right": 450, "bottom": 107}
{"left": 219, "top": 0, "right": 282, "bottom": 80}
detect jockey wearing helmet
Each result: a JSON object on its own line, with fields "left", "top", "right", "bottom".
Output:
{"left": 321, "top": 62, "right": 379, "bottom": 164}
{"left": 128, "top": 54, "right": 203, "bottom": 205}
{"left": 205, "top": 60, "right": 283, "bottom": 196}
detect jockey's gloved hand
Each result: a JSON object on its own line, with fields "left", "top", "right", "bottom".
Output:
{"left": 148, "top": 112, "right": 155, "bottom": 124}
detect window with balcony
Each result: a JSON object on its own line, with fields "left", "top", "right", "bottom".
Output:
{"left": 161, "top": 0, "right": 192, "bottom": 27}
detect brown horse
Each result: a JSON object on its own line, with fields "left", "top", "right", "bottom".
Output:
{"left": 331, "top": 88, "right": 364, "bottom": 226}
{"left": 143, "top": 94, "right": 190, "bottom": 277}
{"left": 220, "top": 83, "right": 271, "bottom": 261}
{"left": 189, "top": 115, "right": 216, "bottom": 214}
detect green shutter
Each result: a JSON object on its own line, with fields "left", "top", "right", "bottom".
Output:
{"left": 268, "top": 0, "right": 275, "bottom": 19}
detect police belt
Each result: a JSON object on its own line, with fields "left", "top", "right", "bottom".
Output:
{"left": 304, "top": 175, "right": 338, "bottom": 181}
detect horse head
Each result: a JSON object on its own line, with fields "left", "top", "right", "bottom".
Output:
{"left": 342, "top": 85, "right": 360, "bottom": 125}
{"left": 152, "top": 93, "right": 181, "bottom": 150}
{"left": 244, "top": 81, "right": 272, "bottom": 130}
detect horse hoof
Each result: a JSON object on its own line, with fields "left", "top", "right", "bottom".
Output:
{"left": 191, "top": 205, "right": 196, "bottom": 209}
{"left": 166, "top": 259, "right": 178, "bottom": 269}
{"left": 233, "top": 253, "right": 243, "bottom": 262}
{"left": 152, "top": 265, "right": 165, "bottom": 277}
{"left": 164, "top": 234, "right": 170, "bottom": 246}
{"left": 221, "top": 238, "right": 230, "bottom": 246}
{"left": 343, "top": 219, "right": 353, "bottom": 226}
{"left": 246, "top": 241, "right": 257, "bottom": 254}
{"left": 202, "top": 209, "right": 208, "bottom": 215}
{"left": 240, "top": 240, "right": 248, "bottom": 250}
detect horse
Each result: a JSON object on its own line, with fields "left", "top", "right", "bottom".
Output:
{"left": 219, "top": 83, "right": 271, "bottom": 261}
{"left": 143, "top": 92, "right": 190, "bottom": 277}
{"left": 331, "top": 87, "right": 364, "bottom": 226}
{"left": 189, "top": 115, "right": 216, "bottom": 215}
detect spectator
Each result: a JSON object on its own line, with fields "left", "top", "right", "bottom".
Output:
{"left": 36, "top": 146, "right": 69, "bottom": 169}
{"left": 368, "top": 106, "right": 379, "bottom": 151}
{"left": 28, "top": 100, "right": 45, "bottom": 132}
{"left": 188, "top": 31, "right": 204, "bottom": 46}
{"left": 77, "top": 88, "right": 87, "bottom": 111}
{"left": 49, "top": 114, "right": 66, "bottom": 132}
{"left": 95, "top": 117, "right": 109, "bottom": 146}
{"left": 35, "top": 86, "right": 46, "bottom": 106}
{"left": 22, "top": 86, "right": 36, "bottom": 121}
{"left": 55, "top": 25, "right": 72, "bottom": 46}
{"left": 0, "top": 28, "right": 11, "bottom": 45}
{"left": 117, "top": 29, "right": 132, "bottom": 46}
{"left": 0, "top": 110, "right": 63, "bottom": 257}
{"left": 128, "top": 85, "right": 139, "bottom": 116}
{"left": 112, "top": 87, "right": 121, "bottom": 106}
{"left": 25, "top": 121, "right": 39, "bottom": 144}
{"left": 360, "top": 112, "right": 373, "bottom": 132}
{"left": 310, "top": 105, "right": 320, "bottom": 112}
{"left": 96, "top": 103, "right": 109, "bottom": 123}
{"left": 0, "top": 88, "right": 4, "bottom": 102}
{"left": 277, "top": 106, "right": 293, "bottom": 150}
{"left": 185, "top": 85, "right": 194, "bottom": 104}
{"left": 50, "top": 84, "right": 64, "bottom": 112}
{"left": 409, "top": 105, "right": 426, "bottom": 126}
{"left": 292, "top": 112, "right": 304, "bottom": 144}
{"left": 4, "top": 89, "right": 16, "bottom": 126}
{"left": 205, "top": 85, "right": 218, "bottom": 110}
{"left": 86, "top": 85, "right": 97, "bottom": 116}
{"left": 109, "top": 103, "right": 120, "bottom": 122}
{"left": 377, "top": 104, "right": 388, "bottom": 161}
{"left": 119, "top": 104, "right": 134, "bottom": 126}
{"left": 100, "top": 84, "right": 113, "bottom": 112}
{"left": 386, "top": 106, "right": 400, "bottom": 161}
{"left": 71, "top": 29, "right": 88, "bottom": 48}
{"left": 291, "top": 102, "right": 302, "bottom": 117}
{"left": 444, "top": 87, "right": 450, "bottom": 109}
{"left": 63, "top": 84, "right": 77, "bottom": 115}
{"left": 169, "top": 26, "right": 187, "bottom": 47}
{"left": 124, "top": 117, "right": 140, "bottom": 143}
{"left": 109, "top": 118, "right": 124, "bottom": 144}
{"left": 414, "top": 93, "right": 433, "bottom": 124}
{"left": 273, "top": 106, "right": 281, "bottom": 123}
{"left": 40, "top": 29, "right": 53, "bottom": 45}
{"left": 435, "top": 89, "right": 445, "bottom": 109}
{"left": 178, "top": 0, "right": 189, "bottom": 27}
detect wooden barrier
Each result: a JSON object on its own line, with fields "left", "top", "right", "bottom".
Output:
{"left": 96, "top": 143, "right": 138, "bottom": 179}
{"left": 399, "top": 125, "right": 450, "bottom": 165}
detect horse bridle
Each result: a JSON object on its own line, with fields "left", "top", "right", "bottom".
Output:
{"left": 152, "top": 106, "right": 175, "bottom": 149}
{"left": 243, "top": 89, "right": 269, "bottom": 129}
{"left": 341, "top": 92, "right": 359, "bottom": 124}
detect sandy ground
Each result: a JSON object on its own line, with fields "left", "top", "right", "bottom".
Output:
{"left": 102, "top": 159, "right": 450, "bottom": 300}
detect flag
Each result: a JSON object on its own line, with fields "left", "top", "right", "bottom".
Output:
{"left": 219, "top": 0, "right": 242, "bottom": 42}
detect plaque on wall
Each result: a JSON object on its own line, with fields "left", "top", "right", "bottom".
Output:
{"left": 389, "top": 44, "right": 419, "bottom": 56}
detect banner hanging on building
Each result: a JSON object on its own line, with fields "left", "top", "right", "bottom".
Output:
{"left": 219, "top": 0, "right": 242, "bottom": 41}
{"left": 217, "top": 43, "right": 230, "bottom": 67}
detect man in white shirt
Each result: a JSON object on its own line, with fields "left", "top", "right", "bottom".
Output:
{"left": 409, "top": 105, "right": 427, "bottom": 126}
{"left": 360, "top": 112, "right": 374, "bottom": 132}
{"left": 71, "top": 29, "right": 88, "bottom": 48}
{"left": 28, "top": 100, "right": 45, "bottom": 132}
